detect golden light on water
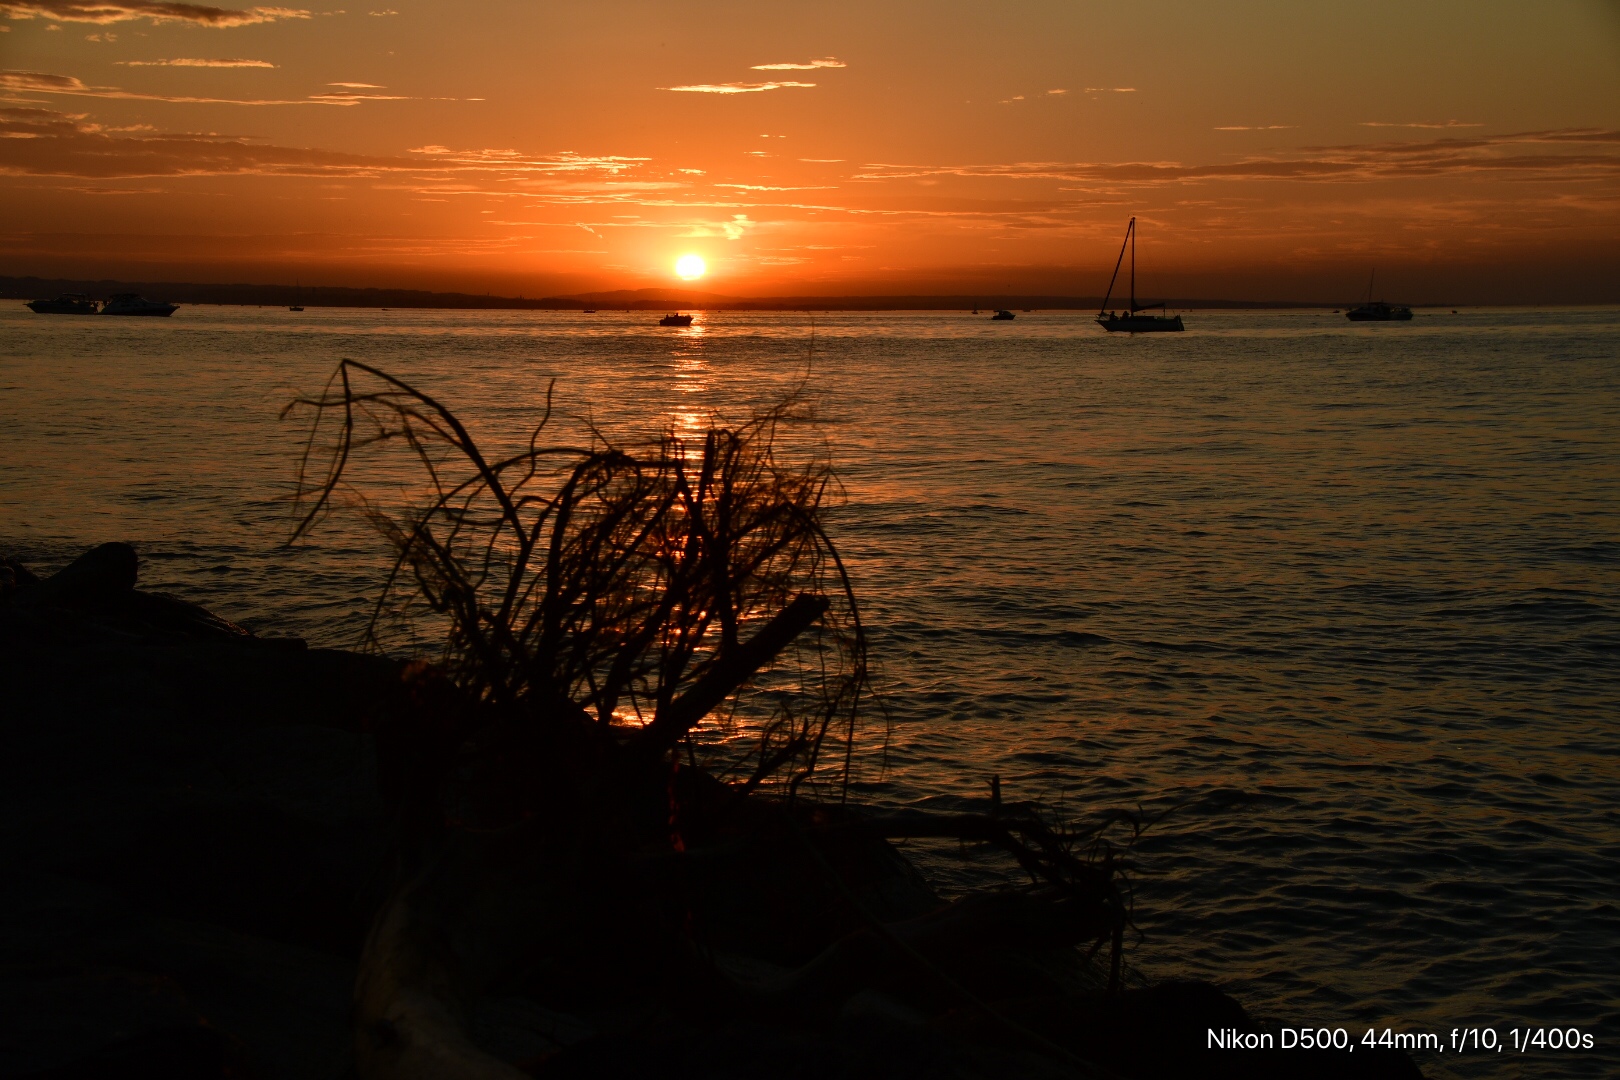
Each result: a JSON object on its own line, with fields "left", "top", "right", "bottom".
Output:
{"left": 675, "top": 254, "right": 707, "bottom": 281}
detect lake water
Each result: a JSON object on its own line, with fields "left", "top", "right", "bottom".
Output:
{"left": 2, "top": 304, "right": 1616, "bottom": 1077}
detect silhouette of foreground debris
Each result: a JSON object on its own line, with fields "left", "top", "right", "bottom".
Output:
{"left": 0, "top": 368, "right": 1425, "bottom": 1078}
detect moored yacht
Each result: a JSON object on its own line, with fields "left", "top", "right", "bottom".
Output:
{"left": 27, "top": 293, "right": 99, "bottom": 315}
{"left": 101, "top": 293, "right": 178, "bottom": 317}
{"left": 658, "top": 313, "right": 693, "bottom": 326}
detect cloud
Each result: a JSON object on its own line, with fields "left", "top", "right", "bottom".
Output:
{"left": 850, "top": 129, "right": 1620, "bottom": 187}
{"left": 750, "top": 57, "right": 844, "bottom": 70}
{"left": 0, "top": 104, "right": 410, "bottom": 175}
{"left": 1360, "top": 120, "right": 1483, "bottom": 129}
{"left": 663, "top": 81, "right": 815, "bottom": 94}
{"left": 1082, "top": 87, "right": 1135, "bottom": 93}
{"left": 405, "top": 145, "right": 649, "bottom": 178}
{"left": 307, "top": 89, "right": 407, "bottom": 102}
{"left": 0, "top": 1, "right": 309, "bottom": 25}
{"left": 0, "top": 68, "right": 403, "bottom": 104}
{"left": 677, "top": 213, "right": 754, "bottom": 240}
{"left": 715, "top": 182, "right": 834, "bottom": 191}
{"left": 1214, "top": 125, "right": 1296, "bottom": 131}
{"left": 0, "top": 108, "right": 659, "bottom": 183}
{"left": 328, "top": 81, "right": 382, "bottom": 88}
{"left": 118, "top": 57, "right": 277, "bottom": 67}
{"left": 1046, "top": 89, "right": 1066, "bottom": 95}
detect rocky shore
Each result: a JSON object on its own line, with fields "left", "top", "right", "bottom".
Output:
{"left": 1, "top": 544, "right": 1424, "bottom": 1079}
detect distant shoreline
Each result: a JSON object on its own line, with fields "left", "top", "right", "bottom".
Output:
{"left": 2, "top": 275, "right": 1469, "bottom": 312}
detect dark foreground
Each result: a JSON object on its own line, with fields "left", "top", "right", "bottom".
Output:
{"left": 0, "top": 545, "right": 1422, "bottom": 1079}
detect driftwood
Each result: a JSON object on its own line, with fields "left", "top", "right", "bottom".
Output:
{"left": 274, "top": 367, "right": 1422, "bottom": 1079}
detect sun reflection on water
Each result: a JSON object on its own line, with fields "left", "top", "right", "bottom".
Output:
{"left": 669, "top": 314, "right": 710, "bottom": 448}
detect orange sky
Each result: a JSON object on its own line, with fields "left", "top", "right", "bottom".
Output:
{"left": 2, "top": 0, "right": 1619, "bottom": 302}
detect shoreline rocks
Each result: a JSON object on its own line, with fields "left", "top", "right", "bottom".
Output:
{"left": 0, "top": 544, "right": 1424, "bottom": 1079}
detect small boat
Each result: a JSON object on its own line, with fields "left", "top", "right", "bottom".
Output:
{"left": 658, "top": 313, "right": 693, "bottom": 326}
{"left": 1345, "top": 301, "right": 1412, "bottom": 322}
{"left": 583, "top": 309, "right": 597, "bottom": 314}
{"left": 1345, "top": 273, "right": 1411, "bottom": 321}
{"left": 27, "top": 293, "right": 99, "bottom": 315}
{"left": 1096, "top": 217, "right": 1184, "bottom": 333}
{"left": 991, "top": 310, "right": 1015, "bottom": 320}
{"left": 101, "top": 293, "right": 178, "bottom": 317}
{"left": 289, "top": 281, "right": 304, "bottom": 311}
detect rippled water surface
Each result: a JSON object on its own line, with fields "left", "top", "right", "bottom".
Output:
{"left": 2, "top": 305, "right": 1616, "bottom": 1076}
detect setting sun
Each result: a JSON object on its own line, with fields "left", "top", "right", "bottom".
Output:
{"left": 674, "top": 254, "right": 707, "bottom": 281}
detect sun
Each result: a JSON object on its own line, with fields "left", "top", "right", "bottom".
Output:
{"left": 675, "top": 254, "right": 707, "bottom": 281}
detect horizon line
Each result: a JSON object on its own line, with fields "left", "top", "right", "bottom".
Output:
{"left": 0, "top": 275, "right": 1497, "bottom": 311}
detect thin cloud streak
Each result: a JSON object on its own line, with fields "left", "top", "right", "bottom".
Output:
{"left": 0, "top": 108, "right": 659, "bottom": 180}
{"left": 1, "top": 69, "right": 414, "bottom": 104}
{"left": 853, "top": 129, "right": 1620, "bottom": 186}
{"left": 663, "top": 81, "right": 815, "bottom": 94}
{"left": 0, "top": 1, "right": 309, "bottom": 25}
{"left": 750, "top": 58, "right": 844, "bottom": 70}
{"left": 1362, "top": 120, "right": 1483, "bottom": 129}
{"left": 0, "top": 105, "right": 412, "bottom": 175}
{"left": 118, "top": 58, "right": 277, "bottom": 67}
{"left": 715, "top": 182, "right": 835, "bottom": 191}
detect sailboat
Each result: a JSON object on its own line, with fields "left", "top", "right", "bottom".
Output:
{"left": 1096, "top": 217, "right": 1184, "bottom": 333}
{"left": 1345, "top": 270, "right": 1411, "bottom": 321}
{"left": 289, "top": 281, "right": 304, "bottom": 312}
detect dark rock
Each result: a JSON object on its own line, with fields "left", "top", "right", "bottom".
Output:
{"left": 2, "top": 543, "right": 318, "bottom": 651}
{"left": 0, "top": 620, "right": 397, "bottom": 1079}
{"left": 0, "top": 555, "right": 41, "bottom": 595}
{"left": 36, "top": 542, "right": 139, "bottom": 607}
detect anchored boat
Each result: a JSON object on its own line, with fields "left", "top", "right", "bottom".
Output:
{"left": 1096, "top": 217, "right": 1184, "bottom": 333}
{"left": 658, "top": 313, "right": 693, "bottom": 326}
{"left": 26, "top": 293, "right": 99, "bottom": 315}
{"left": 101, "top": 293, "right": 178, "bottom": 317}
{"left": 1345, "top": 271, "right": 1411, "bottom": 321}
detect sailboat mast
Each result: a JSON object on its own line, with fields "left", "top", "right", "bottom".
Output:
{"left": 1100, "top": 219, "right": 1132, "bottom": 315}
{"left": 1129, "top": 217, "right": 1136, "bottom": 313}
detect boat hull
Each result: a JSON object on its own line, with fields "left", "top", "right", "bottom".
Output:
{"left": 27, "top": 297, "right": 99, "bottom": 315}
{"left": 1098, "top": 314, "right": 1184, "bottom": 333}
{"left": 1346, "top": 308, "right": 1412, "bottom": 321}
{"left": 102, "top": 307, "right": 178, "bottom": 317}
{"left": 658, "top": 314, "right": 693, "bottom": 326}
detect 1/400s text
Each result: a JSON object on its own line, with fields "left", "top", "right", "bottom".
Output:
{"left": 1208, "top": 1028, "right": 1596, "bottom": 1053}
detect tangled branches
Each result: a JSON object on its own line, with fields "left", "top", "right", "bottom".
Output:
{"left": 284, "top": 359, "right": 869, "bottom": 799}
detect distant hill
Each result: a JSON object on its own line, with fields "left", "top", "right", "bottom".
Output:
{"left": 0, "top": 276, "right": 577, "bottom": 311}
{"left": 1, "top": 275, "right": 1336, "bottom": 312}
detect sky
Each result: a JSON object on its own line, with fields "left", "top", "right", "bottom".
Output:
{"left": 2, "top": 0, "right": 1618, "bottom": 302}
